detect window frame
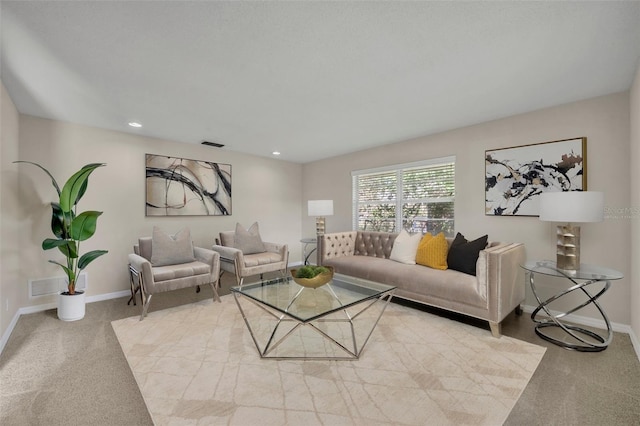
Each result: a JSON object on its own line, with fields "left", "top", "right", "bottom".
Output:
{"left": 351, "top": 156, "right": 455, "bottom": 234}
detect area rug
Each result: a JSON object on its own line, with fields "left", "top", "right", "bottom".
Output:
{"left": 112, "top": 295, "right": 545, "bottom": 425}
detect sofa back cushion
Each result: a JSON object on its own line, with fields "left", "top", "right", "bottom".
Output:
{"left": 354, "top": 231, "right": 398, "bottom": 258}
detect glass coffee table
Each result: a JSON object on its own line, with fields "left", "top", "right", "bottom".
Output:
{"left": 231, "top": 274, "right": 396, "bottom": 360}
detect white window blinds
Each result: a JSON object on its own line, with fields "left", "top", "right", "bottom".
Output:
{"left": 352, "top": 157, "right": 455, "bottom": 235}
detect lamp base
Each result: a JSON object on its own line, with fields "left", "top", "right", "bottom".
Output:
{"left": 315, "top": 217, "right": 326, "bottom": 235}
{"left": 556, "top": 224, "right": 580, "bottom": 271}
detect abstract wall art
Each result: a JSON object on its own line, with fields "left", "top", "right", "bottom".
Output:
{"left": 145, "top": 154, "right": 231, "bottom": 216}
{"left": 485, "top": 137, "right": 586, "bottom": 216}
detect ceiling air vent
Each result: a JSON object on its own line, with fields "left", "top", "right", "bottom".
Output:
{"left": 201, "top": 141, "right": 225, "bottom": 148}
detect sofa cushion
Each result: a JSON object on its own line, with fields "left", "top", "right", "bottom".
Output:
{"left": 152, "top": 260, "right": 211, "bottom": 282}
{"left": 234, "top": 222, "right": 266, "bottom": 254}
{"left": 415, "top": 232, "right": 448, "bottom": 270}
{"left": 151, "top": 226, "right": 195, "bottom": 266}
{"left": 324, "top": 256, "right": 485, "bottom": 308}
{"left": 447, "top": 232, "right": 488, "bottom": 276}
{"left": 389, "top": 229, "right": 421, "bottom": 264}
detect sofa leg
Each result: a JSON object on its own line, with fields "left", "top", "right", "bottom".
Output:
{"left": 489, "top": 321, "right": 502, "bottom": 338}
{"left": 515, "top": 304, "right": 523, "bottom": 316}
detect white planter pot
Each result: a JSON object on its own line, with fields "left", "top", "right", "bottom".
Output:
{"left": 58, "top": 291, "right": 86, "bottom": 321}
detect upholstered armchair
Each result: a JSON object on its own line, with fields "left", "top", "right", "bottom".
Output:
{"left": 128, "top": 227, "right": 221, "bottom": 320}
{"left": 211, "top": 222, "right": 288, "bottom": 287}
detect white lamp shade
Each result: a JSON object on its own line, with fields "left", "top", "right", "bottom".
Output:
{"left": 539, "top": 191, "right": 604, "bottom": 223}
{"left": 308, "top": 200, "right": 334, "bottom": 216}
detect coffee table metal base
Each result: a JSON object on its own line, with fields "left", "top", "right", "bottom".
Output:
{"left": 233, "top": 285, "right": 395, "bottom": 360}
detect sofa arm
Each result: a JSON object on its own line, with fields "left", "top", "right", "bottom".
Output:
{"left": 128, "top": 253, "right": 154, "bottom": 294}
{"left": 478, "top": 242, "right": 526, "bottom": 324}
{"left": 194, "top": 247, "right": 221, "bottom": 285}
{"left": 263, "top": 242, "right": 288, "bottom": 261}
{"left": 320, "top": 232, "right": 358, "bottom": 264}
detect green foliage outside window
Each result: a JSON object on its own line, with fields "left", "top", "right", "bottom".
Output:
{"left": 353, "top": 159, "right": 455, "bottom": 236}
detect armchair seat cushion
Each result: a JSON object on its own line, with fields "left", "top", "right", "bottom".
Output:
{"left": 243, "top": 252, "right": 284, "bottom": 267}
{"left": 152, "top": 261, "right": 211, "bottom": 282}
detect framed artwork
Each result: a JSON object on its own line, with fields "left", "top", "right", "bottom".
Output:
{"left": 145, "top": 154, "right": 231, "bottom": 216}
{"left": 485, "top": 137, "right": 586, "bottom": 216}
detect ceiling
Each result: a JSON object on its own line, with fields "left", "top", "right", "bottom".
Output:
{"left": 2, "top": 1, "right": 640, "bottom": 164}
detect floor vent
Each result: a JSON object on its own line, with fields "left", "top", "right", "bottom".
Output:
{"left": 29, "top": 273, "right": 88, "bottom": 298}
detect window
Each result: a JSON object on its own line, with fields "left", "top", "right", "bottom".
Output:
{"left": 352, "top": 157, "right": 455, "bottom": 236}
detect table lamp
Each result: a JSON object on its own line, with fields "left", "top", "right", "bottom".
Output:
{"left": 308, "top": 200, "right": 334, "bottom": 235}
{"left": 538, "top": 191, "right": 604, "bottom": 271}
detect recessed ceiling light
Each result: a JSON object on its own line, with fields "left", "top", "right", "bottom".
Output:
{"left": 128, "top": 122, "right": 142, "bottom": 128}
{"left": 272, "top": 151, "right": 281, "bottom": 156}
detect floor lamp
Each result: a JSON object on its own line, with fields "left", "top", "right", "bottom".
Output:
{"left": 538, "top": 191, "right": 604, "bottom": 271}
{"left": 308, "top": 200, "right": 333, "bottom": 265}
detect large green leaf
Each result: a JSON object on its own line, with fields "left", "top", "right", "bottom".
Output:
{"left": 50, "top": 202, "right": 73, "bottom": 239}
{"left": 13, "top": 161, "right": 61, "bottom": 195}
{"left": 48, "top": 260, "right": 75, "bottom": 282}
{"left": 43, "top": 238, "right": 78, "bottom": 258}
{"left": 78, "top": 250, "right": 108, "bottom": 270}
{"left": 59, "top": 163, "right": 106, "bottom": 212}
{"left": 71, "top": 211, "right": 103, "bottom": 241}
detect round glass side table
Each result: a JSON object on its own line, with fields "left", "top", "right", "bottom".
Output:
{"left": 521, "top": 260, "right": 623, "bottom": 352}
{"left": 300, "top": 237, "right": 317, "bottom": 265}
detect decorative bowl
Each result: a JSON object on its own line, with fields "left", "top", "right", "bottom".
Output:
{"left": 290, "top": 266, "right": 334, "bottom": 289}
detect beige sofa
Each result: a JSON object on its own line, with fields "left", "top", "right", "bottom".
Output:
{"left": 319, "top": 231, "right": 525, "bottom": 337}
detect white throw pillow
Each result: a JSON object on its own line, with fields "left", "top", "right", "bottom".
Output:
{"left": 389, "top": 229, "right": 422, "bottom": 264}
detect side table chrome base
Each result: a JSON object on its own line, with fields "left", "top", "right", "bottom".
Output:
{"left": 529, "top": 269, "right": 612, "bottom": 352}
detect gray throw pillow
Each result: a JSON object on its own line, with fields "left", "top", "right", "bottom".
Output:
{"left": 234, "top": 222, "right": 266, "bottom": 254}
{"left": 150, "top": 226, "right": 195, "bottom": 266}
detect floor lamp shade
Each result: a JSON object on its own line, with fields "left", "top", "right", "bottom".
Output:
{"left": 539, "top": 191, "right": 604, "bottom": 270}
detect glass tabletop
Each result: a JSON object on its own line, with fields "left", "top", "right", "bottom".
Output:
{"left": 521, "top": 260, "right": 623, "bottom": 281}
{"left": 231, "top": 274, "right": 396, "bottom": 323}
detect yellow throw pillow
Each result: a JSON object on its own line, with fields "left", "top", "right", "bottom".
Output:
{"left": 415, "top": 232, "right": 448, "bottom": 270}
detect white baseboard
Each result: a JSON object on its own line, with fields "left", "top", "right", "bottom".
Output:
{"left": 0, "top": 290, "right": 131, "bottom": 355}
{"left": 523, "top": 304, "right": 640, "bottom": 361}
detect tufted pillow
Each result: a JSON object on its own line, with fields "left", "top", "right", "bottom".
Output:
{"left": 447, "top": 232, "right": 488, "bottom": 276}
{"left": 234, "top": 222, "right": 266, "bottom": 254}
{"left": 151, "top": 226, "right": 195, "bottom": 266}
{"left": 415, "top": 232, "right": 448, "bottom": 270}
{"left": 389, "top": 229, "right": 422, "bottom": 264}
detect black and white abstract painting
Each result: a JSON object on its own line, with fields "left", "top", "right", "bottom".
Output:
{"left": 485, "top": 138, "right": 586, "bottom": 216}
{"left": 146, "top": 154, "right": 232, "bottom": 216}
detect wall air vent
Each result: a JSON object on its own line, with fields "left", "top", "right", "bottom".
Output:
{"left": 201, "top": 141, "right": 225, "bottom": 148}
{"left": 29, "top": 273, "right": 88, "bottom": 298}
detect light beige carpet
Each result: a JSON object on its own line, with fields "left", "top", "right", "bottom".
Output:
{"left": 112, "top": 295, "right": 545, "bottom": 425}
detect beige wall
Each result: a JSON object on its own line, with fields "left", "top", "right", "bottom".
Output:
{"left": 631, "top": 64, "right": 640, "bottom": 340}
{"left": 2, "top": 82, "right": 636, "bottom": 341}
{"left": 4, "top": 114, "right": 302, "bottom": 338}
{"left": 303, "top": 92, "right": 632, "bottom": 325}
{"left": 1, "top": 82, "right": 22, "bottom": 335}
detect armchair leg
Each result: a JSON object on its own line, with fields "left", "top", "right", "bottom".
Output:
{"left": 140, "top": 294, "right": 153, "bottom": 321}
{"left": 210, "top": 281, "right": 221, "bottom": 303}
{"left": 196, "top": 285, "right": 201, "bottom": 293}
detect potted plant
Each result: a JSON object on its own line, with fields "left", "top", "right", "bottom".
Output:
{"left": 15, "top": 161, "right": 108, "bottom": 321}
